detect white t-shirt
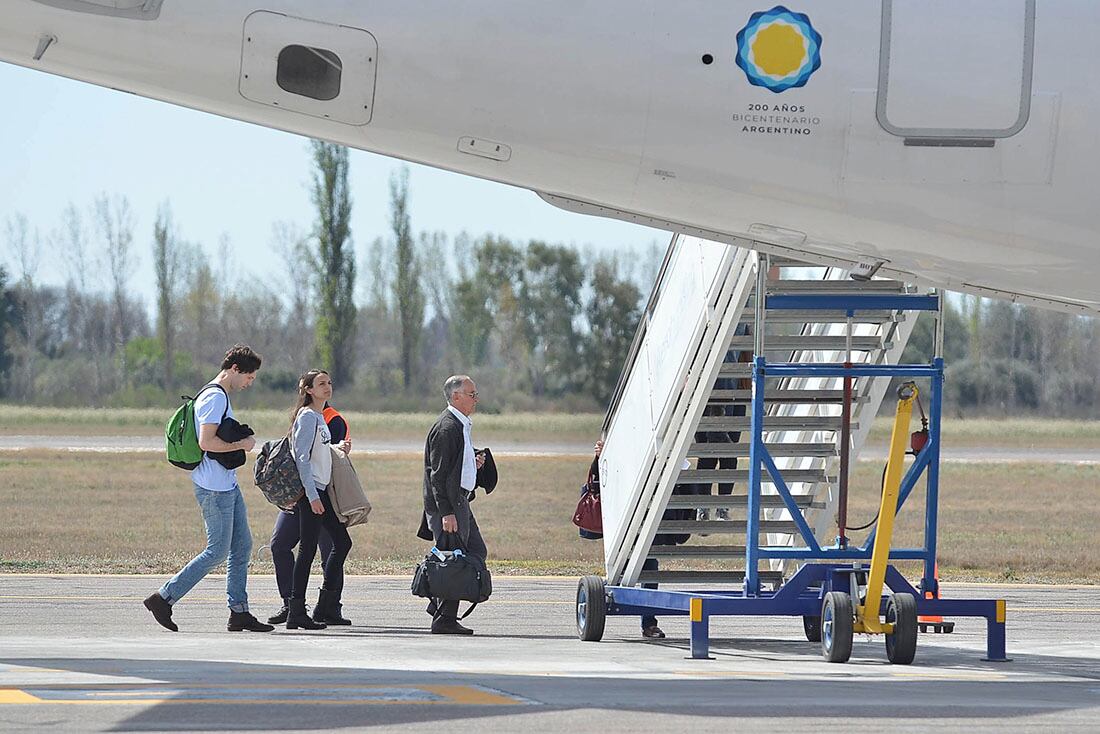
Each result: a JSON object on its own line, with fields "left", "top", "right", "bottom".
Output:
{"left": 191, "top": 384, "right": 237, "bottom": 491}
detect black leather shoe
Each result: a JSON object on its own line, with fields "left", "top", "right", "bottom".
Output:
{"left": 228, "top": 611, "right": 275, "bottom": 632}
{"left": 642, "top": 625, "right": 666, "bottom": 639}
{"left": 314, "top": 589, "right": 351, "bottom": 625}
{"left": 287, "top": 598, "right": 326, "bottom": 630}
{"left": 143, "top": 593, "right": 178, "bottom": 632}
{"left": 431, "top": 619, "right": 474, "bottom": 635}
{"left": 267, "top": 599, "right": 290, "bottom": 625}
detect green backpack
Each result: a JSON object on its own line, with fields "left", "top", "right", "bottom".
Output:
{"left": 165, "top": 384, "right": 226, "bottom": 470}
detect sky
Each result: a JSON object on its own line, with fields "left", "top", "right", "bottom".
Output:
{"left": 0, "top": 62, "right": 666, "bottom": 304}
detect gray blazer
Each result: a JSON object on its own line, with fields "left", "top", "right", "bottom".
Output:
{"left": 422, "top": 409, "right": 465, "bottom": 517}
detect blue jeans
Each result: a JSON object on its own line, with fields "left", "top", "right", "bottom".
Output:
{"left": 159, "top": 485, "right": 252, "bottom": 612}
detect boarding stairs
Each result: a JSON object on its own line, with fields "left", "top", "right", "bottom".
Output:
{"left": 600, "top": 234, "right": 922, "bottom": 589}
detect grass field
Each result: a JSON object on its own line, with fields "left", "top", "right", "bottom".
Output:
{"left": 1, "top": 450, "right": 1097, "bottom": 583}
{"left": 3, "top": 405, "right": 1099, "bottom": 450}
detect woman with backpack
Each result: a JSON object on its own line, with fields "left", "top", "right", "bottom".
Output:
{"left": 283, "top": 369, "right": 354, "bottom": 630}
{"left": 266, "top": 392, "right": 352, "bottom": 626}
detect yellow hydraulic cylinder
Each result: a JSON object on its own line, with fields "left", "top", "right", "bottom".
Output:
{"left": 855, "top": 381, "right": 917, "bottom": 635}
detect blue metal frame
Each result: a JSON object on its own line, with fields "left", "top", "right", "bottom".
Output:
{"left": 596, "top": 292, "right": 1011, "bottom": 663}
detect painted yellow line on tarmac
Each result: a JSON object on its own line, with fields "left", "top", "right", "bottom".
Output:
{"left": 0, "top": 684, "right": 526, "bottom": 706}
{"left": 0, "top": 689, "right": 41, "bottom": 704}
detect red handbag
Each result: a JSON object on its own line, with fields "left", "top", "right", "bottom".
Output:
{"left": 573, "top": 488, "right": 603, "bottom": 534}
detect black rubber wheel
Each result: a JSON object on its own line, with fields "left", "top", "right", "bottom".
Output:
{"left": 576, "top": 575, "right": 607, "bottom": 642}
{"left": 885, "top": 592, "right": 918, "bottom": 664}
{"left": 803, "top": 615, "right": 822, "bottom": 642}
{"left": 821, "top": 591, "right": 854, "bottom": 663}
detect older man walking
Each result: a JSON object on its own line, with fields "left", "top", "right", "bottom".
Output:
{"left": 422, "top": 374, "right": 487, "bottom": 635}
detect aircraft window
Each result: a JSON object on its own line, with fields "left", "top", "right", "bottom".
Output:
{"left": 276, "top": 45, "right": 342, "bottom": 101}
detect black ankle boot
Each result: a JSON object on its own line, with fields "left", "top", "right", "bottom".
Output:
{"left": 313, "top": 589, "right": 351, "bottom": 625}
{"left": 286, "top": 598, "right": 326, "bottom": 630}
{"left": 267, "top": 598, "right": 290, "bottom": 625}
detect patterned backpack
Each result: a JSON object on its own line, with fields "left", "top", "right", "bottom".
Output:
{"left": 253, "top": 435, "right": 305, "bottom": 509}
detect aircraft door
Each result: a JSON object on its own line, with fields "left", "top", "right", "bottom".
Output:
{"left": 876, "top": 0, "right": 1036, "bottom": 143}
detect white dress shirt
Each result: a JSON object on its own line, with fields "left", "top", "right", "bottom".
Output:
{"left": 447, "top": 405, "right": 476, "bottom": 491}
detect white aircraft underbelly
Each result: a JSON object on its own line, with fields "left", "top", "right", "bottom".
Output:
{"left": 1, "top": 0, "right": 1097, "bottom": 313}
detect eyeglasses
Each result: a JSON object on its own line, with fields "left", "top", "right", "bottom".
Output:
{"left": 460, "top": 391, "right": 479, "bottom": 399}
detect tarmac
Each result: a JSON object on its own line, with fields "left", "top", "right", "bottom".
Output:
{"left": 2, "top": 435, "right": 1097, "bottom": 464}
{"left": 2, "top": 574, "right": 1099, "bottom": 732}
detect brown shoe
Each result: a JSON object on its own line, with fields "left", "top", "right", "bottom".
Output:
{"left": 431, "top": 619, "right": 474, "bottom": 635}
{"left": 642, "top": 625, "right": 666, "bottom": 639}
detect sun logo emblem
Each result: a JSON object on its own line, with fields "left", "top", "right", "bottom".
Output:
{"left": 735, "top": 6, "right": 822, "bottom": 94}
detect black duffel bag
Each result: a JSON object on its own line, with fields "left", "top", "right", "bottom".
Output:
{"left": 411, "top": 545, "right": 492, "bottom": 617}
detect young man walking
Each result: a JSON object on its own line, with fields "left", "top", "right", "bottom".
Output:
{"left": 144, "top": 345, "right": 273, "bottom": 633}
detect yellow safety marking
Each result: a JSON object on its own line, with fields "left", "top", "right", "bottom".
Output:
{"left": 0, "top": 684, "right": 525, "bottom": 706}
{"left": 690, "top": 597, "right": 703, "bottom": 623}
{"left": 418, "top": 685, "right": 524, "bottom": 706}
{"left": 996, "top": 599, "right": 1006, "bottom": 624}
{"left": 0, "top": 689, "right": 42, "bottom": 704}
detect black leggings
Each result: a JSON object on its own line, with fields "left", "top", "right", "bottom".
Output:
{"left": 290, "top": 489, "right": 352, "bottom": 600}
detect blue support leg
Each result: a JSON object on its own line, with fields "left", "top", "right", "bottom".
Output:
{"left": 689, "top": 597, "right": 712, "bottom": 659}
{"left": 983, "top": 600, "right": 1012, "bottom": 662}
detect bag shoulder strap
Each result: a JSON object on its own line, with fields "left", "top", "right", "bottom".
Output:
{"left": 196, "top": 382, "right": 230, "bottom": 422}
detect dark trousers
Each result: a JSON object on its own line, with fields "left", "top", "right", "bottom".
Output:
{"left": 270, "top": 509, "right": 334, "bottom": 600}
{"left": 290, "top": 489, "right": 352, "bottom": 600}
{"left": 695, "top": 404, "right": 745, "bottom": 496}
{"left": 642, "top": 558, "right": 659, "bottom": 629}
{"left": 424, "top": 497, "right": 487, "bottom": 622}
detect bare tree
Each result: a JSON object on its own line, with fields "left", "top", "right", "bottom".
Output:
{"left": 153, "top": 204, "right": 181, "bottom": 391}
{"left": 5, "top": 213, "right": 40, "bottom": 287}
{"left": 94, "top": 194, "right": 138, "bottom": 348}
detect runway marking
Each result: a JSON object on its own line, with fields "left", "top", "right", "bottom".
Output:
{"left": 0, "top": 683, "right": 526, "bottom": 706}
{"left": 0, "top": 689, "right": 40, "bottom": 704}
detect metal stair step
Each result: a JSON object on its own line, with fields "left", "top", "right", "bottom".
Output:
{"left": 647, "top": 545, "right": 747, "bottom": 558}
{"left": 708, "top": 389, "right": 869, "bottom": 404}
{"left": 637, "top": 569, "right": 786, "bottom": 585}
{"left": 665, "top": 495, "right": 824, "bottom": 509}
{"left": 677, "top": 469, "right": 826, "bottom": 484}
{"left": 688, "top": 442, "right": 835, "bottom": 458}
{"left": 696, "top": 415, "right": 855, "bottom": 431}
{"left": 748, "top": 279, "right": 908, "bottom": 294}
{"left": 728, "top": 335, "right": 888, "bottom": 351}
{"left": 657, "top": 520, "right": 804, "bottom": 534}
{"left": 742, "top": 310, "right": 899, "bottom": 324}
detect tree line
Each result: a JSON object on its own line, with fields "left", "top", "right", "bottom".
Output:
{"left": 2, "top": 141, "right": 1098, "bottom": 416}
{"left": 0, "top": 142, "right": 656, "bottom": 412}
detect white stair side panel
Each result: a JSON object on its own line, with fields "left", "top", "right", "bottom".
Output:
{"left": 597, "top": 346, "right": 655, "bottom": 573}
{"left": 600, "top": 236, "right": 741, "bottom": 577}
{"left": 619, "top": 248, "right": 757, "bottom": 586}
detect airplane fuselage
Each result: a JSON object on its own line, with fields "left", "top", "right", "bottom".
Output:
{"left": 1, "top": 1, "right": 1097, "bottom": 312}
